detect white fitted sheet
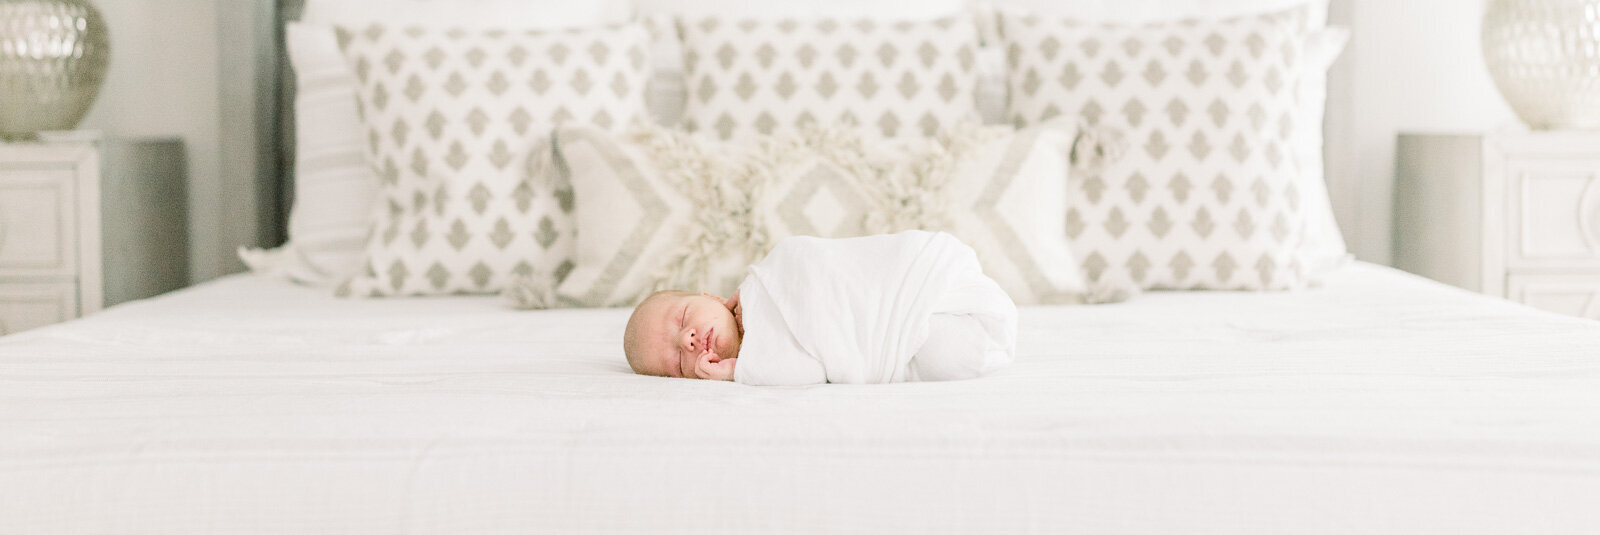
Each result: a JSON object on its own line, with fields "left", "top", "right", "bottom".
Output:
{"left": 2, "top": 262, "right": 1598, "bottom": 533}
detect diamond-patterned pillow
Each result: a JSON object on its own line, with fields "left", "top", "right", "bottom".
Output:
{"left": 676, "top": 16, "right": 983, "bottom": 141}
{"left": 1002, "top": 8, "right": 1310, "bottom": 290}
{"left": 241, "top": 4, "right": 635, "bottom": 288}
{"left": 332, "top": 22, "right": 651, "bottom": 297}
{"left": 852, "top": 123, "right": 1090, "bottom": 305}
{"left": 552, "top": 122, "right": 1088, "bottom": 308}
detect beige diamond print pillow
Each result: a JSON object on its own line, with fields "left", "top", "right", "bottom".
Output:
{"left": 554, "top": 122, "right": 1088, "bottom": 307}
{"left": 1002, "top": 9, "right": 1311, "bottom": 290}
{"left": 332, "top": 23, "right": 650, "bottom": 297}
{"left": 677, "top": 16, "right": 983, "bottom": 141}
{"left": 551, "top": 124, "right": 761, "bottom": 307}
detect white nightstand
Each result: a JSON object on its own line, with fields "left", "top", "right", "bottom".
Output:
{"left": 1395, "top": 129, "right": 1600, "bottom": 320}
{"left": 0, "top": 135, "right": 188, "bottom": 334}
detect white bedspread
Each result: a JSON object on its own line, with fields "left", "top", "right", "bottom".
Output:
{"left": 2, "top": 263, "right": 1598, "bottom": 534}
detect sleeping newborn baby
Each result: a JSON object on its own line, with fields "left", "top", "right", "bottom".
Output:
{"left": 624, "top": 230, "right": 1017, "bottom": 385}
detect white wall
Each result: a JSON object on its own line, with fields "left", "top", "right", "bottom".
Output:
{"left": 79, "top": 0, "right": 225, "bottom": 282}
{"left": 1334, "top": 0, "right": 1516, "bottom": 265}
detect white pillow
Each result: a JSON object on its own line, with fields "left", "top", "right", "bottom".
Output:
{"left": 267, "top": 21, "right": 376, "bottom": 284}
{"left": 1002, "top": 7, "right": 1311, "bottom": 290}
{"left": 985, "top": 0, "right": 1327, "bottom": 25}
{"left": 983, "top": 0, "right": 1349, "bottom": 279}
{"left": 552, "top": 122, "right": 1088, "bottom": 308}
{"left": 613, "top": 1, "right": 984, "bottom": 130}
{"left": 240, "top": 1, "right": 631, "bottom": 286}
{"left": 301, "top": 0, "right": 631, "bottom": 27}
{"left": 675, "top": 15, "right": 984, "bottom": 141}
{"left": 858, "top": 124, "right": 1090, "bottom": 304}
{"left": 332, "top": 22, "right": 652, "bottom": 297}
{"left": 630, "top": 0, "right": 966, "bottom": 19}
{"left": 1296, "top": 26, "right": 1351, "bottom": 276}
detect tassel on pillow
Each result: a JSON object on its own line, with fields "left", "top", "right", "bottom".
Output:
{"left": 1069, "top": 122, "right": 1128, "bottom": 175}
{"left": 502, "top": 272, "right": 556, "bottom": 310}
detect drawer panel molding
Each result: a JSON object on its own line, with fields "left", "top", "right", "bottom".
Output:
{"left": 0, "top": 169, "right": 76, "bottom": 275}
{"left": 0, "top": 137, "right": 188, "bottom": 335}
{"left": 1396, "top": 129, "right": 1600, "bottom": 320}
{"left": 1508, "top": 273, "right": 1600, "bottom": 320}
{"left": 0, "top": 282, "right": 76, "bottom": 335}
{"left": 1512, "top": 167, "right": 1600, "bottom": 265}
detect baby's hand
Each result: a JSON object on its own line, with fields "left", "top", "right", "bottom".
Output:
{"left": 694, "top": 349, "right": 737, "bottom": 381}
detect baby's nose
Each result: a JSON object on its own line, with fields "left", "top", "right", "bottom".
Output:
{"left": 682, "top": 328, "right": 698, "bottom": 351}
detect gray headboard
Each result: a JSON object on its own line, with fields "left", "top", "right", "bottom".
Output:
{"left": 272, "top": 0, "right": 305, "bottom": 245}
{"left": 215, "top": 0, "right": 298, "bottom": 257}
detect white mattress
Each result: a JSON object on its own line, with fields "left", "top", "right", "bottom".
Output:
{"left": 2, "top": 263, "right": 1598, "bottom": 534}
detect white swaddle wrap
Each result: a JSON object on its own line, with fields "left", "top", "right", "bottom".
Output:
{"left": 733, "top": 231, "right": 1017, "bottom": 386}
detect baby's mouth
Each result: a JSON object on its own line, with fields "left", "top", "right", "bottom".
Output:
{"left": 706, "top": 328, "right": 717, "bottom": 355}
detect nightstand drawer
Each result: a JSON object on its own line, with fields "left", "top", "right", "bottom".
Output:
{"left": 0, "top": 168, "right": 77, "bottom": 276}
{"left": 1505, "top": 160, "right": 1600, "bottom": 268}
{"left": 0, "top": 282, "right": 77, "bottom": 335}
{"left": 1507, "top": 273, "right": 1600, "bottom": 320}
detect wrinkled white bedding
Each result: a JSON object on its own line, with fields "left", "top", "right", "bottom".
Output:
{"left": 2, "top": 263, "right": 1598, "bottom": 534}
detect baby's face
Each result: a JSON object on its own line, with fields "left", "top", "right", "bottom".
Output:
{"left": 628, "top": 292, "right": 742, "bottom": 379}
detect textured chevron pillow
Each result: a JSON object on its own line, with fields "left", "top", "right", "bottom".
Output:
{"left": 676, "top": 15, "right": 983, "bottom": 141}
{"left": 1001, "top": 8, "right": 1311, "bottom": 290}
{"left": 552, "top": 122, "right": 1088, "bottom": 308}
{"left": 331, "top": 22, "right": 651, "bottom": 297}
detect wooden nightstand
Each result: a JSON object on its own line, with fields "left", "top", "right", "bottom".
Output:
{"left": 1395, "top": 129, "right": 1600, "bottom": 320}
{"left": 0, "top": 135, "right": 188, "bottom": 334}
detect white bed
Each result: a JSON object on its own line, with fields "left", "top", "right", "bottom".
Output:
{"left": 2, "top": 262, "right": 1598, "bottom": 533}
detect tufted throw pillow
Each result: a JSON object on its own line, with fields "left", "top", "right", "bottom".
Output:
{"left": 1001, "top": 8, "right": 1311, "bottom": 290}
{"left": 551, "top": 122, "right": 1089, "bottom": 308}
{"left": 676, "top": 16, "right": 983, "bottom": 141}
{"left": 332, "top": 22, "right": 651, "bottom": 297}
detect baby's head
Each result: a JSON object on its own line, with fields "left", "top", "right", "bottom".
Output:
{"left": 624, "top": 290, "right": 742, "bottom": 380}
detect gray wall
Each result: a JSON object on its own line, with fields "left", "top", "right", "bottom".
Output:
{"left": 79, "top": 0, "right": 227, "bottom": 282}
{"left": 80, "top": 0, "right": 280, "bottom": 284}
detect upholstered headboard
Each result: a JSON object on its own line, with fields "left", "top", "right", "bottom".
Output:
{"left": 272, "top": 0, "right": 306, "bottom": 243}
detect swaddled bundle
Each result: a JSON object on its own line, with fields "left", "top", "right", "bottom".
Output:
{"left": 734, "top": 231, "right": 1017, "bottom": 386}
